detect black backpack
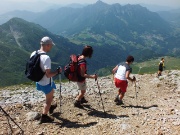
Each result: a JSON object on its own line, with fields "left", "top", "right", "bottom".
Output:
{"left": 25, "top": 51, "right": 45, "bottom": 82}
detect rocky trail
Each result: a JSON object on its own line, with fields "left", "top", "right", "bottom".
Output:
{"left": 0, "top": 70, "right": 180, "bottom": 135}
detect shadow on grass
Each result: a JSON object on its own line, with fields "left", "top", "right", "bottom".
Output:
{"left": 52, "top": 112, "right": 97, "bottom": 128}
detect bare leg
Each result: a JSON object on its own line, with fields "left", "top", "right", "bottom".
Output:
{"left": 43, "top": 89, "right": 54, "bottom": 114}
{"left": 118, "top": 89, "right": 125, "bottom": 100}
{"left": 118, "top": 89, "right": 122, "bottom": 95}
{"left": 119, "top": 92, "right": 125, "bottom": 100}
{"left": 158, "top": 70, "right": 162, "bottom": 76}
{"left": 76, "top": 90, "right": 86, "bottom": 101}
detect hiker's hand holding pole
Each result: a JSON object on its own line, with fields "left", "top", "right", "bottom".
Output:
{"left": 133, "top": 76, "right": 136, "bottom": 82}
{"left": 95, "top": 74, "right": 100, "bottom": 89}
{"left": 94, "top": 74, "right": 98, "bottom": 81}
{"left": 127, "top": 76, "right": 136, "bottom": 82}
{"left": 57, "top": 66, "right": 62, "bottom": 74}
{"left": 94, "top": 74, "right": 98, "bottom": 80}
{"left": 84, "top": 74, "right": 97, "bottom": 79}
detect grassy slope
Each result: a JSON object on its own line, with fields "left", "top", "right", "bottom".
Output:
{"left": 0, "top": 43, "right": 30, "bottom": 87}
{"left": 96, "top": 56, "right": 180, "bottom": 76}
{"left": 131, "top": 56, "right": 180, "bottom": 74}
{"left": 1, "top": 56, "right": 179, "bottom": 89}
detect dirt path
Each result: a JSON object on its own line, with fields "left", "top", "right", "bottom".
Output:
{"left": 0, "top": 70, "right": 180, "bottom": 135}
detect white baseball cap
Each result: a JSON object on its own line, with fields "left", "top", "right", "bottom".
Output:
{"left": 40, "top": 36, "right": 55, "bottom": 45}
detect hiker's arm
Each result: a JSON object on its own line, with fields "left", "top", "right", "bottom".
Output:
{"left": 43, "top": 57, "right": 61, "bottom": 78}
{"left": 45, "top": 69, "right": 60, "bottom": 78}
{"left": 80, "top": 66, "right": 97, "bottom": 79}
{"left": 126, "top": 71, "right": 135, "bottom": 82}
{"left": 163, "top": 62, "right": 165, "bottom": 68}
{"left": 112, "top": 65, "right": 118, "bottom": 74}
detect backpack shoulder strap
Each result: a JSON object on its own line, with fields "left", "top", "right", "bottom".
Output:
{"left": 36, "top": 50, "right": 46, "bottom": 55}
{"left": 78, "top": 58, "right": 86, "bottom": 64}
{"left": 70, "top": 54, "right": 78, "bottom": 62}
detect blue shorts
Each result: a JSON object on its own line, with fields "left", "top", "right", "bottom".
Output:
{"left": 36, "top": 82, "right": 56, "bottom": 95}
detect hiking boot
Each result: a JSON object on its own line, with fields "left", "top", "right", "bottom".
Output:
{"left": 39, "top": 114, "right": 54, "bottom": 124}
{"left": 114, "top": 95, "right": 119, "bottom": 102}
{"left": 74, "top": 100, "right": 83, "bottom": 108}
{"left": 49, "top": 103, "right": 57, "bottom": 115}
{"left": 81, "top": 97, "right": 88, "bottom": 104}
{"left": 116, "top": 99, "right": 124, "bottom": 105}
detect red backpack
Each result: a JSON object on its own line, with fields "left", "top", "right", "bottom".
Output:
{"left": 64, "top": 54, "right": 79, "bottom": 82}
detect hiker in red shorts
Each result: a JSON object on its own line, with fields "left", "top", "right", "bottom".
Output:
{"left": 112, "top": 56, "right": 136, "bottom": 105}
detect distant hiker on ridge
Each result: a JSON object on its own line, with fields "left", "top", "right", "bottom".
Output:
{"left": 30, "top": 36, "right": 61, "bottom": 123}
{"left": 74, "top": 46, "right": 98, "bottom": 108}
{"left": 157, "top": 58, "right": 165, "bottom": 77}
{"left": 112, "top": 55, "right": 136, "bottom": 105}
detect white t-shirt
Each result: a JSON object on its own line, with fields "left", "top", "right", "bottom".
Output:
{"left": 30, "top": 50, "right": 52, "bottom": 86}
{"left": 115, "top": 62, "right": 132, "bottom": 80}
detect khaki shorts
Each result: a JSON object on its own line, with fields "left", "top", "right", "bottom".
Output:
{"left": 77, "top": 81, "right": 87, "bottom": 90}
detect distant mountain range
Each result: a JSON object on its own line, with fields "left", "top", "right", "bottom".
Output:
{"left": 32, "top": 1, "right": 172, "bottom": 36}
{"left": 0, "top": 1, "right": 180, "bottom": 86}
{"left": 30, "top": 1, "right": 179, "bottom": 57}
{"left": 140, "top": 4, "right": 174, "bottom": 12}
{"left": 158, "top": 8, "right": 180, "bottom": 27}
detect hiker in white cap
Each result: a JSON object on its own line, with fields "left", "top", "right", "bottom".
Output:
{"left": 30, "top": 36, "right": 61, "bottom": 123}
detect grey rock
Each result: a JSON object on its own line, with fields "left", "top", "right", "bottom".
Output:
{"left": 120, "top": 123, "right": 130, "bottom": 130}
{"left": 172, "top": 121, "right": 180, "bottom": 126}
{"left": 26, "top": 111, "right": 41, "bottom": 121}
{"left": 150, "top": 107, "right": 158, "bottom": 111}
{"left": 151, "top": 78, "right": 160, "bottom": 83}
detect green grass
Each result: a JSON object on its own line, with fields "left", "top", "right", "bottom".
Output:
{"left": 96, "top": 56, "right": 180, "bottom": 76}
{"left": 131, "top": 56, "right": 180, "bottom": 74}
{"left": 1, "top": 56, "right": 179, "bottom": 89}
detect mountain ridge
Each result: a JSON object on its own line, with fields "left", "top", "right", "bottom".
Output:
{"left": 36, "top": 1, "right": 171, "bottom": 37}
{"left": 0, "top": 18, "right": 126, "bottom": 86}
{"left": 0, "top": 1, "right": 180, "bottom": 86}
{"left": 0, "top": 18, "right": 83, "bottom": 86}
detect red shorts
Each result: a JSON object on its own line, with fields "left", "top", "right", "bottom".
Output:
{"left": 114, "top": 78, "right": 128, "bottom": 93}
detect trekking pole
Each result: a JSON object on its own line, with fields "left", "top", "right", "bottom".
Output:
{"left": 112, "top": 74, "right": 114, "bottom": 85}
{"left": 134, "top": 79, "right": 138, "bottom": 106}
{"left": 95, "top": 76, "right": 106, "bottom": 117}
{"left": 58, "top": 66, "right": 62, "bottom": 114}
{"left": 0, "top": 106, "right": 24, "bottom": 134}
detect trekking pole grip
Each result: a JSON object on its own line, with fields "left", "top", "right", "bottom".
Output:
{"left": 57, "top": 66, "right": 62, "bottom": 74}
